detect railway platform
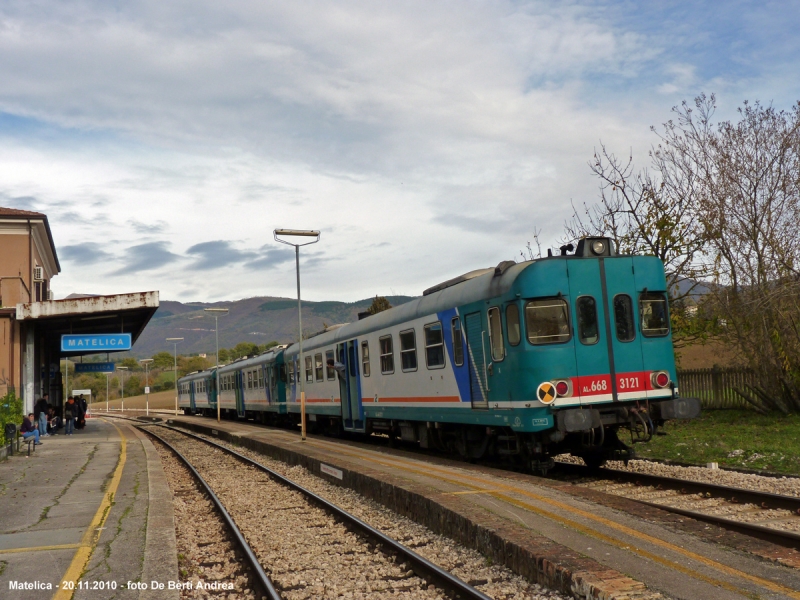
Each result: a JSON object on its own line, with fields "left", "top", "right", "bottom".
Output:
{"left": 0, "top": 418, "right": 178, "bottom": 600}
{"left": 162, "top": 413, "right": 800, "bottom": 600}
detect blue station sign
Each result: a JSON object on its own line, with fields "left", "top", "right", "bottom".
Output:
{"left": 74, "top": 362, "right": 116, "bottom": 373}
{"left": 61, "top": 334, "right": 132, "bottom": 352}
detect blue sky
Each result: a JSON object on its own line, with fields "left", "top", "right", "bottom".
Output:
{"left": 0, "top": 1, "right": 798, "bottom": 302}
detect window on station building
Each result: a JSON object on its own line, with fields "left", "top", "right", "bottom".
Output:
{"left": 576, "top": 296, "right": 599, "bottom": 345}
{"left": 379, "top": 335, "right": 394, "bottom": 374}
{"left": 614, "top": 294, "right": 636, "bottom": 342}
{"left": 525, "top": 298, "right": 571, "bottom": 345}
{"left": 424, "top": 322, "right": 445, "bottom": 369}
{"left": 399, "top": 329, "right": 417, "bottom": 371}
{"left": 639, "top": 292, "right": 670, "bottom": 337}
{"left": 451, "top": 318, "right": 464, "bottom": 366}
{"left": 487, "top": 307, "right": 505, "bottom": 361}
{"left": 506, "top": 304, "right": 521, "bottom": 346}
{"left": 314, "top": 353, "right": 324, "bottom": 382}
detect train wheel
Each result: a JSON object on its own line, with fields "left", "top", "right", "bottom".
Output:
{"left": 581, "top": 453, "right": 606, "bottom": 470}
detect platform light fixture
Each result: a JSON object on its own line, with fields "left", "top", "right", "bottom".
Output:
{"left": 274, "top": 228, "right": 321, "bottom": 441}
{"left": 204, "top": 308, "right": 229, "bottom": 423}
{"left": 117, "top": 366, "right": 128, "bottom": 413}
{"left": 140, "top": 359, "right": 154, "bottom": 416}
{"left": 167, "top": 337, "right": 184, "bottom": 416}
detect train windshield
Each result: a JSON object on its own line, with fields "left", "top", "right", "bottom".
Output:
{"left": 639, "top": 292, "right": 670, "bottom": 337}
{"left": 525, "top": 298, "right": 571, "bottom": 345}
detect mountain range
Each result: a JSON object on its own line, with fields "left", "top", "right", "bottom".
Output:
{"left": 130, "top": 295, "right": 416, "bottom": 358}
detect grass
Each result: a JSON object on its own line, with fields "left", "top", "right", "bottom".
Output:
{"left": 636, "top": 409, "right": 800, "bottom": 475}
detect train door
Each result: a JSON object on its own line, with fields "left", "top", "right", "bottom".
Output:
{"left": 189, "top": 381, "right": 196, "bottom": 412}
{"left": 464, "top": 312, "right": 488, "bottom": 408}
{"left": 236, "top": 370, "right": 246, "bottom": 418}
{"left": 234, "top": 371, "right": 244, "bottom": 416}
{"left": 265, "top": 366, "right": 273, "bottom": 405}
{"left": 337, "top": 340, "right": 365, "bottom": 432}
{"left": 566, "top": 259, "right": 613, "bottom": 404}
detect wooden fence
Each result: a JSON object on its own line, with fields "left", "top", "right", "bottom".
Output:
{"left": 676, "top": 366, "right": 755, "bottom": 409}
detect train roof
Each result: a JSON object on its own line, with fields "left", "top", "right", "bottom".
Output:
{"left": 284, "top": 259, "right": 533, "bottom": 355}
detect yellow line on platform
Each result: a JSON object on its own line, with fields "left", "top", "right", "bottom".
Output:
{"left": 52, "top": 419, "right": 127, "bottom": 600}
{"left": 303, "top": 438, "right": 800, "bottom": 599}
{"left": 444, "top": 489, "right": 503, "bottom": 495}
{"left": 0, "top": 543, "right": 80, "bottom": 554}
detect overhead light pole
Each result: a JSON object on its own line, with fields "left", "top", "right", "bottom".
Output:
{"left": 167, "top": 337, "right": 184, "bottom": 416}
{"left": 117, "top": 366, "right": 128, "bottom": 413}
{"left": 274, "top": 228, "right": 320, "bottom": 441}
{"left": 140, "top": 359, "right": 154, "bottom": 416}
{"left": 204, "top": 308, "right": 229, "bottom": 423}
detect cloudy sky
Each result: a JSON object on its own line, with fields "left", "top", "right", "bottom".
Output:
{"left": 1, "top": 1, "right": 798, "bottom": 302}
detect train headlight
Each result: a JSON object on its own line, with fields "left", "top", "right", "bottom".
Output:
{"left": 591, "top": 240, "right": 606, "bottom": 255}
{"left": 651, "top": 371, "right": 670, "bottom": 388}
{"left": 554, "top": 380, "right": 571, "bottom": 397}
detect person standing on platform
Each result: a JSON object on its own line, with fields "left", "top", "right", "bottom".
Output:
{"left": 75, "top": 395, "right": 87, "bottom": 430}
{"left": 64, "top": 397, "right": 77, "bottom": 436}
{"left": 21, "top": 413, "right": 42, "bottom": 445}
{"left": 34, "top": 396, "right": 49, "bottom": 437}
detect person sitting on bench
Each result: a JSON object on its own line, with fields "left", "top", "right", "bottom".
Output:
{"left": 20, "top": 413, "right": 42, "bottom": 445}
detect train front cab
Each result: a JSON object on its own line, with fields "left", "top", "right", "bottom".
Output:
{"left": 510, "top": 237, "right": 700, "bottom": 468}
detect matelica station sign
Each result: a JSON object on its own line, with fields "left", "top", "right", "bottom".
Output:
{"left": 61, "top": 334, "right": 132, "bottom": 352}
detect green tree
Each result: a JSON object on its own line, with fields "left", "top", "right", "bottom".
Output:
{"left": 367, "top": 296, "right": 392, "bottom": 315}
{"left": 218, "top": 348, "right": 231, "bottom": 363}
{"left": 118, "top": 357, "right": 139, "bottom": 370}
{"left": 0, "top": 390, "right": 23, "bottom": 444}
{"left": 152, "top": 351, "right": 174, "bottom": 369}
{"left": 231, "top": 342, "right": 260, "bottom": 360}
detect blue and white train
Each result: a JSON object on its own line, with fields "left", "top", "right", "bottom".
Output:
{"left": 178, "top": 237, "right": 700, "bottom": 471}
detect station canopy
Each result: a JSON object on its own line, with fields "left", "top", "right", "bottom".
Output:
{"left": 16, "top": 291, "right": 159, "bottom": 357}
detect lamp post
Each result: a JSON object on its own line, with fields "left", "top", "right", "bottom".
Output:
{"left": 104, "top": 371, "right": 113, "bottom": 413}
{"left": 167, "top": 337, "right": 184, "bottom": 416}
{"left": 274, "top": 228, "right": 320, "bottom": 441}
{"left": 117, "top": 366, "right": 128, "bottom": 413}
{"left": 140, "top": 359, "right": 154, "bottom": 416}
{"left": 204, "top": 308, "right": 229, "bottom": 423}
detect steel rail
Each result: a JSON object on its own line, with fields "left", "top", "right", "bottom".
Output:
{"left": 140, "top": 426, "right": 282, "bottom": 600}
{"left": 558, "top": 463, "right": 800, "bottom": 548}
{"left": 152, "top": 423, "right": 493, "bottom": 600}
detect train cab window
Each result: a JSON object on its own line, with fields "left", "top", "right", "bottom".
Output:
{"left": 614, "top": 294, "right": 636, "bottom": 342}
{"left": 400, "top": 329, "right": 418, "bottom": 371}
{"left": 314, "top": 353, "right": 324, "bottom": 382}
{"left": 379, "top": 335, "right": 394, "bottom": 374}
{"left": 487, "top": 307, "right": 505, "bottom": 360}
{"left": 576, "top": 296, "right": 599, "bottom": 345}
{"left": 305, "top": 356, "right": 313, "bottom": 383}
{"left": 424, "top": 322, "right": 445, "bottom": 369}
{"left": 361, "top": 342, "right": 370, "bottom": 377}
{"left": 325, "top": 350, "right": 335, "bottom": 379}
{"left": 640, "top": 292, "right": 670, "bottom": 337}
{"left": 506, "top": 304, "right": 521, "bottom": 346}
{"left": 525, "top": 298, "right": 571, "bottom": 345}
{"left": 451, "top": 318, "right": 464, "bottom": 366}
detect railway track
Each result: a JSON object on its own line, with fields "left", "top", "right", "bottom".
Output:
{"left": 557, "top": 462, "right": 800, "bottom": 548}
{"left": 141, "top": 423, "right": 496, "bottom": 600}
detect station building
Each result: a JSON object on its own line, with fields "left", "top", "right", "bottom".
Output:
{"left": 0, "top": 207, "right": 158, "bottom": 413}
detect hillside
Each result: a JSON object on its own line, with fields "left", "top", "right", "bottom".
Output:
{"left": 128, "top": 295, "right": 416, "bottom": 357}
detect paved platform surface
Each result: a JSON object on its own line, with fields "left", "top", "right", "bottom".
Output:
{"left": 0, "top": 419, "right": 178, "bottom": 600}
{"left": 164, "top": 413, "right": 800, "bottom": 600}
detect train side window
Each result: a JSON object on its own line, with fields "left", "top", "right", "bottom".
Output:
{"left": 288, "top": 360, "right": 295, "bottom": 383}
{"left": 639, "top": 292, "right": 670, "bottom": 337}
{"left": 487, "top": 307, "right": 505, "bottom": 360}
{"left": 279, "top": 364, "right": 287, "bottom": 382}
{"left": 400, "top": 329, "right": 418, "bottom": 371}
{"left": 314, "top": 353, "right": 324, "bottom": 381}
{"left": 525, "top": 298, "right": 571, "bottom": 345}
{"left": 259, "top": 369, "right": 265, "bottom": 388}
{"left": 451, "top": 318, "right": 464, "bottom": 366}
{"left": 614, "top": 294, "right": 636, "bottom": 342}
{"left": 247, "top": 371, "right": 252, "bottom": 390}
{"left": 361, "top": 341, "right": 370, "bottom": 377}
{"left": 305, "top": 356, "right": 313, "bottom": 382}
{"left": 325, "top": 350, "right": 335, "bottom": 379}
{"left": 576, "top": 296, "right": 599, "bottom": 345}
{"left": 506, "top": 304, "right": 521, "bottom": 346}
{"left": 424, "top": 322, "right": 445, "bottom": 369}
{"left": 379, "top": 335, "right": 394, "bottom": 374}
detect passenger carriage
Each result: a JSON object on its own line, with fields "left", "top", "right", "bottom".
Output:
{"left": 178, "top": 369, "right": 217, "bottom": 415}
